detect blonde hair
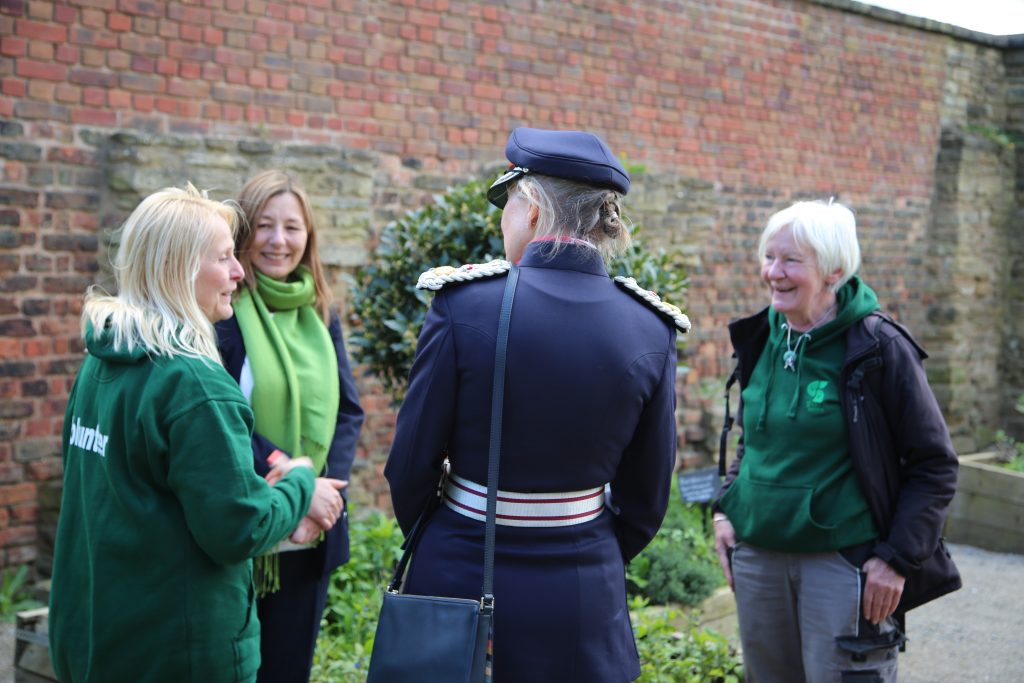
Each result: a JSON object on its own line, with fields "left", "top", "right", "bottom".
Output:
{"left": 758, "top": 200, "right": 861, "bottom": 292}
{"left": 82, "top": 184, "right": 239, "bottom": 363}
{"left": 235, "top": 170, "right": 333, "bottom": 323}
{"left": 512, "top": 175, "right": 631, "bottom": 262}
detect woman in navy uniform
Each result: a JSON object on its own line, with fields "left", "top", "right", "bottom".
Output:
{"left": 385, "top": 128, "right": 689, "bottom": 682}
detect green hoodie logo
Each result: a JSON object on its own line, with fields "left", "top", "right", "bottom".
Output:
{"left": 805, "top": 381, "right": 830, "bottom": 413}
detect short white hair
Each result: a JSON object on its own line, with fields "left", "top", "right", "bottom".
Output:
{"left": 758, "top": 200, "right": 860, "bottom": 291}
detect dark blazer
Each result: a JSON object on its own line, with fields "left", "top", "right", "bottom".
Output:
{"left": 215, "top": 311, "right": 364, "bottom": 574}
{"left": 385, "top": 242, "right": 679, "bottom": 683}
{"left": 721, "top": 307, "right": 961, "bottom": 613}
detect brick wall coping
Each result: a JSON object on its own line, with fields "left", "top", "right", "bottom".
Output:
{"left": 812, "top": 0, "right": 1024, "bottom": 47}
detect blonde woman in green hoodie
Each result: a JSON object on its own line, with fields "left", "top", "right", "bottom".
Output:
{"left": 713, "top": 200, "right": 960, "bottom": 683}
{"left": 49, "top": 185, "right": 345, "bottom": 683}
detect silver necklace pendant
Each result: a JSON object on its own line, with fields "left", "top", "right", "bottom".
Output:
{"left": 783, "top": 349, "right": 797, "bottom": 371}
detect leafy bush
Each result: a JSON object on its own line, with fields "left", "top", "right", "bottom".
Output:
{"left": 632, "top": 595, "right": 744, "bottom": 683}
{"left": 348, "top": 177, "right": 688, "bottom": 401}
{"left": 627, "top": 493, "right": 725, "bottom": 607}
{"left": 312, "top": 509, "right": 404, "bottom": 683}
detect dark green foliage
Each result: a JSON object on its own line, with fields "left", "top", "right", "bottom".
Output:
{"left": 348, "top": 177, "right": 688, "bottom": 401}
{"left": 347, "top": 179, "right": 504, "bottom": 400}
{"left": 313, "top": 510, "right": 405, "bottom": 682}
{"left": 632, "top": 597, "right": 744, "bottom": 683}
{"left": 627, "top": 494, "right": 725, "bottom": 608}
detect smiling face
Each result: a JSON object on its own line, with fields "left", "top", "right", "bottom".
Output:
{"left": 760, "top": 224, "right": 837, "bottom": 330}
{"left": 247, "top": 191, "right": 309, "bottom": 281}
{"left": 196, "top": 216, "right": 244, "bottom": 323}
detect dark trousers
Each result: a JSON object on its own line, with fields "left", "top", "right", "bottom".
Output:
{"left": 256, "top": 549, "right": 332, "bottom": 683}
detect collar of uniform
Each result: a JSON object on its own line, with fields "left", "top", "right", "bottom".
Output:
{"left": 517, "top": 240, "right": 608, "bottom": 277}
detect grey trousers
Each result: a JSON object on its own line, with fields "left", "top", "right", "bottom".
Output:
{"left": 732, "top": 543, "right": 901, "bottom": 683}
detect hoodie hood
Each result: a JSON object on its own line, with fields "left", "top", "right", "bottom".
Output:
{"left": 84, "top": 321, "right": 151, "bottom": 364}
{"left": 758, "top": 276, "right": 879, "bottom": 424}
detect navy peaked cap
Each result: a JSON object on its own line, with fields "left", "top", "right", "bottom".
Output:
{"left": 487, "top": 127, "right": 631, "bottom": 208}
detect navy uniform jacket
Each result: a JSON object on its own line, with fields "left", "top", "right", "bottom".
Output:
{"left": 215, "top": 311, "right": 364, "bottom": 575}
{"left": 385, "top": 242, "right": 678, "bottom": 683}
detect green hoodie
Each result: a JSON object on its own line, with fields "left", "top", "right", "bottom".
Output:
{"left": 719, "top": 277, "right": 880, "bottom": 552}
{"left": 49, "top": 325, "right": 315, "bottom": 683}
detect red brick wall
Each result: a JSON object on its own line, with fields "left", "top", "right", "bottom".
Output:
{"left": 0, "top": 0, "right": 1018, "bottom": 571}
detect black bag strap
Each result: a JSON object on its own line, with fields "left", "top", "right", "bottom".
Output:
{"left": 482, "top": 263, "right": 518, "bottom": 606}
{"left": 718, "top": 366, "right": 739, "bottom": 477}
{"left": 387, "top": 266, "right": 520, "bottom": 609}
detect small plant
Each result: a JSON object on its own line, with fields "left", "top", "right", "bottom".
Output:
{"left": 965, "top": 122, "right": 1019, "bottom": 150}
{"left": 994, "top": 393, "right": 1024, "bottom": 473}
{"left": 312, "top": 509, "right": 405, "bottom": 683}
{"left": 632, "top": 595, "right": 744, "bottom": 683}
{"left": 627, "top": 492, "right": 724, "bottom": 607}
{"left": 0, "top": 565, "right": 43, "bottom": 621}
{"left": 348, "top": 177, "right": 688, "bottom": 402}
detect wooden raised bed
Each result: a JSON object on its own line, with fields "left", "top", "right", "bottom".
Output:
{"left": 944, "top": 452, "right": 1024, "bottom": 554}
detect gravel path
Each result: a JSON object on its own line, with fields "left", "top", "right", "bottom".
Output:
{"left": 1, "top": 542, "right": 1020, "bottom": 682}
{"left": 899, "top": 543, "right": 1024, "bottom": 682}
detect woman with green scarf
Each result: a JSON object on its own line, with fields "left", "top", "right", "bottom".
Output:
{"left": 216, "top": 170, "right": 365, "bottom": 683}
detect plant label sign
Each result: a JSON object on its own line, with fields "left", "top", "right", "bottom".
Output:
{"left": 677, "top": 467, "right": 721, "bottom": 504}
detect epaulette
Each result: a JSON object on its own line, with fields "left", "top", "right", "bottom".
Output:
{"left": 613, "top": 276, "right": 691, "bottom": 333}
{"left": 416, "top": 259, "right": 512, "bottom": 291}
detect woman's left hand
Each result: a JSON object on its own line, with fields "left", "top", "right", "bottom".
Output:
{"left": 861, "top": 556, "right": 905, "bottom": 624}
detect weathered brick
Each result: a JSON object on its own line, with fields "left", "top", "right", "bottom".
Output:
{"left": 13, "top": 100, "right": 69, "bottom": 121}
{"left": 43, "top": 192, "right": 100, "bottom": 210}
{"left": 0, "top": 400, "right": 32, "bottom": 419}
{"left": 0, "top": 141, "right": 41, "bottom": 162}
{"left": 27, "top": 458, "right": 62, "bottom": 481}
{"left": 0, "top": 275, "right": 36, "bottom": 293}
{"left": 20, "top": 299, "right": 48, "bottom": 316}
{"left": 15, "top": 18, "right": 67, "bottom": 42}
{"left": 19, "top": 380, "right": 46, "bottom": 397}
{"left": 14, "top": 438, "right": 57, "bottom": 462}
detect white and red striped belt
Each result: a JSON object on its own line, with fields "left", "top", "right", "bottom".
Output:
{"left": 442, "top": 473, "right": 607, "bottom": 528}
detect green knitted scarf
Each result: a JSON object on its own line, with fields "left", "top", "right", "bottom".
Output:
{"left": 233, "top": 266, "right": 339, "bottom": 595}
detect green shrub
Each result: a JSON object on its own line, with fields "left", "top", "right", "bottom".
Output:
{"left": 348, "top": 177, "right": 688, "bottom": 401}
{"left": 627, "top": 494, "right": 725, "bottom": 607}
{"left": 312, "top": 509, "right": 404, "bottom": 683}
{"left": 994, "top": 392, "right": 1024, "bottom": 472}
{"left": 632, "top": 595, "right": 744, "bottom": 683}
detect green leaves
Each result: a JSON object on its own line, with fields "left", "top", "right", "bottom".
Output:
{"left": 348, "top": 179, "right": 504, "bottom": 401}
{"left": 312, "top": 510, "right": 404, "bottom": 682}
{"left": 348, "top": 178, "right": 689, "bottom": 402}
{"left": 0, "top": 565, "right": 42, "bottom": 621}
{"left": 630, "top": 596, "right": 744, "bottom": 683}
{"left": 627, "top": 496, "right": 723, "bottom": 608}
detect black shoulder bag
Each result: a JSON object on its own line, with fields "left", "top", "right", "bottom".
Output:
{"left": 366, "top": 265, "right": 519, "bottom": 683}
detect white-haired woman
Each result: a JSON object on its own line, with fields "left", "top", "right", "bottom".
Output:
{"left": 49, "top": 185, "right": 344, "bottom": 683}
{"left": 712, "top": 200, "right": 961, "bottom": 683}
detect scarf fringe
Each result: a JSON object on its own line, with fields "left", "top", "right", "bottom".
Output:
{"left": 254, "top": 552, "right": 281, "bottom": 597}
